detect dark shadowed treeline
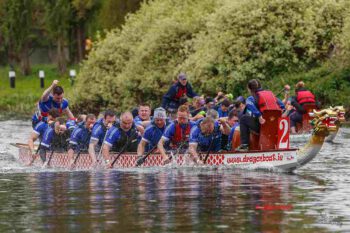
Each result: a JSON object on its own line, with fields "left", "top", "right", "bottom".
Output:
{"left": 0, "top": 0, "right": 142, "bottom": 75}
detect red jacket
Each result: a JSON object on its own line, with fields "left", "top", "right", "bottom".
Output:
{"left": 296, "top": 90, "right": 315, "bottom": 104}
{"left": 256, "top": 90, "right": 281, "bottom": 112}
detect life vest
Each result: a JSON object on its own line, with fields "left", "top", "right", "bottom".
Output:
{"left": 296, "top": 90, "right": 315, "bottom": 104}
{"left": 111, "top": 123, "right": 138, "bottom": 152}
{"left": 171, "top": 121, "right": 191, "bottom": 148}
{"left": 256, "top": 90, "right": 281, "bottom": 113}
{"left": 174, "top": 84, "right": 187, "bottom": 100}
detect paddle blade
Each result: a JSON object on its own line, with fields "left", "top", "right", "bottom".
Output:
{"left": 136, "top": 157, "right": 145, "bottom": 167}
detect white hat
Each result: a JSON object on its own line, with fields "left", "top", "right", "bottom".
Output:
{"left": 153, "top": 107, "right": 167, "bottom": 119}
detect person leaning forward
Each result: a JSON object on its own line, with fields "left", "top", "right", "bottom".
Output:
{"left": 137, "top": 107, "right": 169, "bottom": 159}
{"left": 102, "top": 112, "right": 139, "bottom": 167}
{"left": 88, "top": 110, "right": 116, "bottom": 166}
{"left": 188, "top": 117, "right": 230, "bottom": 164}
{"left": 157, "top": 105, "right": 196, "bottom": 164}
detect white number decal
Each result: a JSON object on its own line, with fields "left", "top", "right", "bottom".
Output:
{"left": 278, "top": 119, "right": 289, "bottom": 149}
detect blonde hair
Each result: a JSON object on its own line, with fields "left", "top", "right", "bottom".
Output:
{"left": 295, "top": 81, "right": 305, "bottom": 89}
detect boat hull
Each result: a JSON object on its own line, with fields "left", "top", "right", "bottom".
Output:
{"left": 18, "top": 146, "right": 299, "bottom": 171}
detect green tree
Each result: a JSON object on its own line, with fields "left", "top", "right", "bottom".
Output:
{"left": 71, "top": 0, "right": 100, "bottom": 62}
{"left": 72, "top": 0, "right": 350, "bottom": 112}
{"left": 0, "top": 0, "right": 36, "bottom": 75}
{"left": 44, "top": 0, "right": 73, "bottom": 74}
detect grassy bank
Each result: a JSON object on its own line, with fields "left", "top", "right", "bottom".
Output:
{"left": 0, "top": 64, "right": 74, "bottom": 119}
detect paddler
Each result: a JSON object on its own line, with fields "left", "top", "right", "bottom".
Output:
{"left": 236, "top": 79, "right": 285, "bottom": 152}
{"left": 88, "top": 110, "right": 116, "bottom": 165}
{"left": 32, "top": 80, "right": 74, "bottom": 127}
{"left": 102, "top": 112, "right": 139, "bottom": 167}
{"left": 157, "top": 105, "right": 196, "bottom": 164}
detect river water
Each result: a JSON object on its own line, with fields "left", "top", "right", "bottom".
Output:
{"left": 0, "top": 120, "right": 349, "bottom": 232}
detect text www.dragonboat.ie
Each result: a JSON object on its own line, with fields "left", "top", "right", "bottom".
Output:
{"left": 227, "top": 154, "right": 284, "bottom": 164}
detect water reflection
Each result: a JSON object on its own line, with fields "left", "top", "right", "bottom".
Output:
{"left": 1, "top": 121, "right": 350, "bottom": 232}
{"left": 0, "top": 170, "right": 336, "bottom": 232}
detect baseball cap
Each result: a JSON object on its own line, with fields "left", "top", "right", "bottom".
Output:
{"left": 178, "top": 73, "right": 187, "bottom": 81}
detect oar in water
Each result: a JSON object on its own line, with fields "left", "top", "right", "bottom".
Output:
{"left": 70, "top": 150, "right": 84, "bottom": 169}
{"left": 136, "top": 145, "right": 157, "bottom": 167}
{"left": 96, "top": 130, "right": 109, "bottom": 165}
{"left": 28, "top": 138, "right": 43, "bottom": 166}
{"left": 167, "top": 141, "right": 187, "bottom": 164}
{"left": 203, "top": 136, "right": 215, "bottom": 164}
{"left": 108, "top": 131, "right": 137, "bottom": 169}
{"left": 42, "top": 150, "right": 54, "bottom": 168}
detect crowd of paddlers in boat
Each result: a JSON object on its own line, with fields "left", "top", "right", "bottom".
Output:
{"left": 28, "top": 73, "right": 320, "bottom": 167}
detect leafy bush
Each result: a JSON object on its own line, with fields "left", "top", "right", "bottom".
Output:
{"left": 72, "top": 0, "right": 350, "bottom": 112}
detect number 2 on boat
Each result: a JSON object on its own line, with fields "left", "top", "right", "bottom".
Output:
{"left": 278, "top": 117, "right": 290, "bottom": 149}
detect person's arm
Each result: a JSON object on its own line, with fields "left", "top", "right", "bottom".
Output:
{"left": 189, "top": 143, "right": 198, "bottom": 158}
{"left": 68, "top": 148, "right": 75, "bottom": 163}
{"left": 137, "top": 140, "right": 147, "bottom": 157}
{"left": 102, "top": 144, "right": 111, "bottom": 162}
{"left": 218, "top": 118, "right": 231, "bottom": 135}
{"left": 157, "top": 137, "right": 168, "bottom": 160}
{"left": 41, "top": 80, "right": 59, "bottom": 102}
{"left": 136, "top": 125, "right": 145, "bottom": 136}
{"left": 245, "top": 96, "right": 262, "bottom": 117}
{"left": 186, "top": 83, "right": 198, "bottom": 98}
{"left": 161, "top": 85, "right": 177, "bottom": 108}
{"left": 63, "top": 107, "right": 75, "bottom": 119}
{"left": 88, "top": 140, "right": 98, "bottom": 163}
{"left": 28, "top": 133, "right": 39, "bottom": 155}
{"left": 277, "top": 98, "right": 285, "bottom": 110}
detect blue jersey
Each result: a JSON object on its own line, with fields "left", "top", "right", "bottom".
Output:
{"left": 90, "top": 118, "right": 107, "bottom": 146}
{"left": 39, "top": 95, "right": 69, "bottom": 114}
{"left": 104, "top": 125, "right": 136, "bottom": 147}
{"left": 41, "top": 127, "right": 54, "bottom": 149}
{"left": 189, "top": 122, "right": 222, "bottom": 152}
{"left": 142, "top": 123, "right": 166, "bottom": 152}
{"left": 69, "top": 125, "right": 91, "bottom": 151}
{"left": 227, "top": 123, "right": 240, "bottom": 145}
{"left": 134, "top": 116, "right": 152, "bottom": 127}
{"left": 33, "top": 121, "right": 49, "bottom": 138}
{"left": 217, "top": 107, "right": 229, "bottom": 118}
{"left": 66, "top": 119, "right": 76, "bottom": 131}
{"left": 162, "top": 121, "right": 196, "bottom": 142}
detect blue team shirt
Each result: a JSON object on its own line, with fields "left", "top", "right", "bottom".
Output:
{"left": 162, "top": 121, "right": 196, "bottom": 142}
{"left": 41, "top": 127, "right": 54, "bottom": 149}
{"left": 142, "top": 123, "right": 166, "bottom": 151}
{"left": 33, "top": 121, "right": 49, "bottom": 138}
{"left": 104, "top": 125, "right": 137, "bottom": 147}
{"left": 69, "top": 125, "right": 91, "bottom": 150}
{"left": 39, "top": 95, "right": 69, "bottom": 114}
{"left": 216, "top": 106, "right": 229, "bottom": 118}
{"left": 134, "top": 116, "right": 152, "bottom": 127}
{"left": 189, "top": 122, "right": 222, "bottom": 152}
{"left": 90, "top": 118, "right": 106, "bottom": 146}
{"left": 227, "top": 123, "right": 240, "bottom": 145}
{"left": 66, "top": 119, "right": 76, "bottom": 131}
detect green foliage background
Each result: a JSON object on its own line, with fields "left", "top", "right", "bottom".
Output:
{"left": 72, "top": 0, "right": 350, "bottom": 113}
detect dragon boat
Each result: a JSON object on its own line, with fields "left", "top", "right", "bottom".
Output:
{"left": 13, "top": 108, "right": 338, "bottom": 172}
{"left": 289, "top": 105, "right": 345, "bottom": 144}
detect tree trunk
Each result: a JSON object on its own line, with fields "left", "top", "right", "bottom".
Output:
{"left": 76, "top": 22, "right": 85, "bottom": 62}
{"left": 19, "top": 43, "right": 31, "bottom": 76}
{"left": 57, "top": 37, "right": 67, "bottom": 75}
